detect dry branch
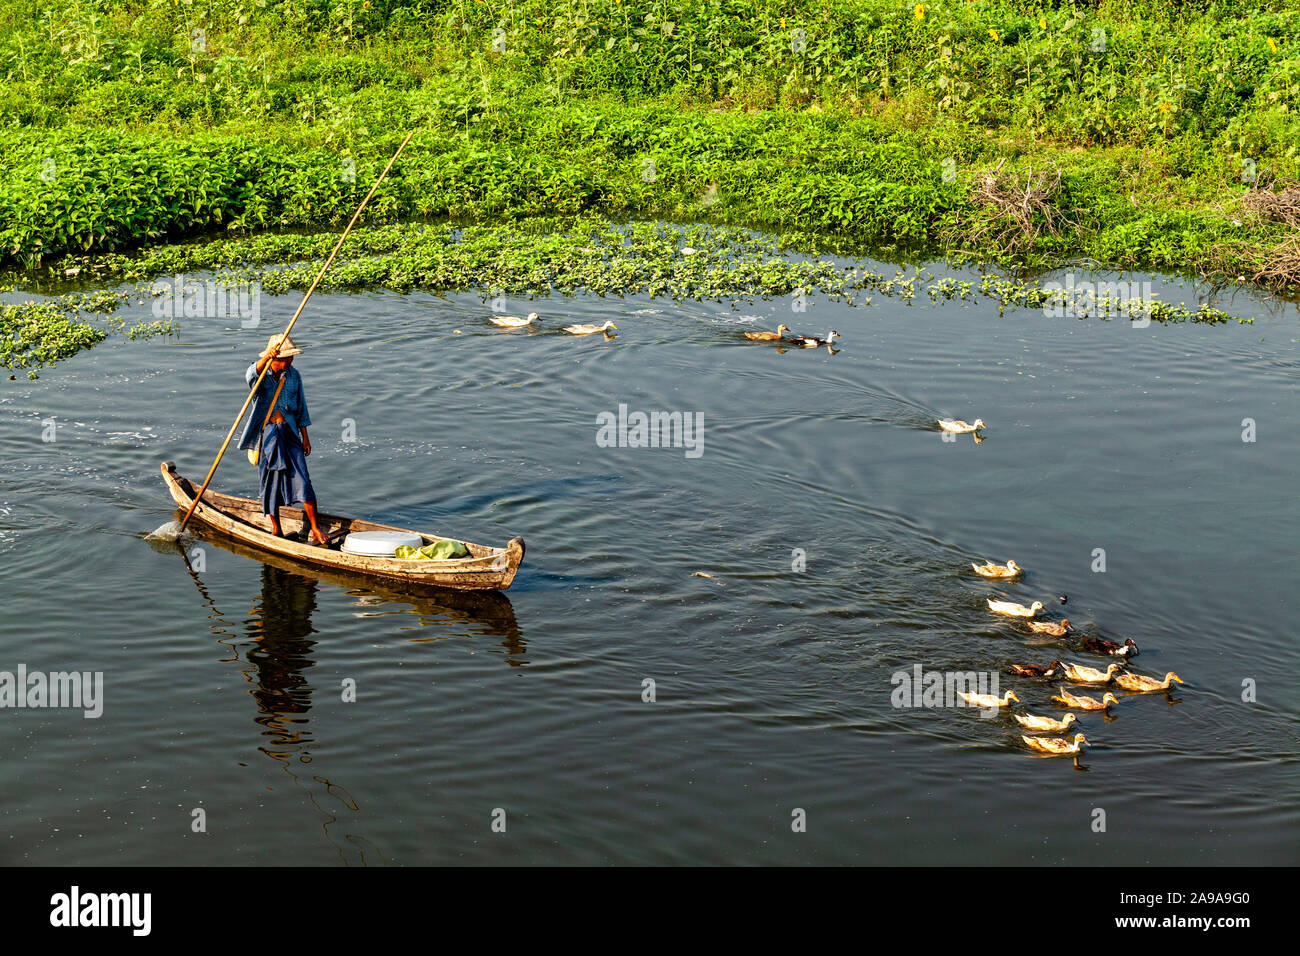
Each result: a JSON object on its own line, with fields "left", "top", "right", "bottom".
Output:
{"left": 1242, "top": 175, "right": 1300, "bottom": 227}
{"left": 962, "top": 160, "right": 1080, "bottom": 255}
{"left": 1252, "top": 234, "right": 1300, "bottom": 292}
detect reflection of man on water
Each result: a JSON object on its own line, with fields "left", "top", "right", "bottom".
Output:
{"left": 248, "top": 564, "right": 319, "bottom": 745}
{"left": 238, "top": 333, "right": 327, "bottom": 545}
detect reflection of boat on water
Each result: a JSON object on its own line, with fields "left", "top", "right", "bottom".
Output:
{"left": 161, "top": 460, "right": 525, "bottom": 591}
{"left": 146, "top": 531, "right": 527, "bottom": 864}
{"left": 178, "top": 520, "right": 525, "bottom": 655}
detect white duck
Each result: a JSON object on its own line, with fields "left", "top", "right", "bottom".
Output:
{"left": 563, "top": 320, "right": 617, "bottom": 336}
{"left": 1052, "top": 688, "right": 1119, "bottom": 711}
{"left": 956, "top": 689, "right": 1019, "bottom": 709}
{"left": 1061, "top": 661, "right": 1125, "bottom": 684}
{"left": 489, "top": 312, "right": 540, "bottom": 328}
{"left": 938, "top": 418, "right": 987, "bottom": 433}
{"left": 1022, "top": 733, "right": 1088, "bottom": 756}
{"left": 1013, "top": 712, "right": 1077, "bottom": 732}
{"left": 1114, "top": 671, "right": 1184, "bottom": 693}
{"left": 987, "top": 598, "right": 1044, "bottom": 618}
{"left": 972, "top": 559, "right": 1022, "bottom": 579}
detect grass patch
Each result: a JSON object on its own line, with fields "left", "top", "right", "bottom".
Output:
{"left": 0, "top": 0, "right": 1287, "bottom": 371}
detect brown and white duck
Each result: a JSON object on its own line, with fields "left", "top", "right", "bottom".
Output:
{"left": 1008, "top": 660, "right": 1066, "bottom": 679}
{"left": 1083, "top": 636, "right": 1139, "bottom": 657}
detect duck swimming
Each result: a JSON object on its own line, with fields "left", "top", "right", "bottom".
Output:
{"left": 1027, "top": 618, "right": 1071, "bottom": 637}
{"left": 1013, "top": 712, "right": 1077, "bottom": 732}
{"left": 938, "top": 418, "right": 986, "bottom": 433}
{"left": 956, "top": 689, "right": 1019, "bottom": 709}
{"left": 988, "top": 598, "right": 1044, "bottom": 618}
{"left": 787, "top": 330, "right": 840, "bottom": 348}
{"left": 1009, "top": 661, "right": 1065, "bottom": 679}
{"left": 1052, "top": 688, "right": 1120, "bottom": 711}
{"left": 744, "top": 324, "right": 791, "bottom": 341}
{"left": 563, "top": 320, "right": 618, "bottom": 335}
{"left": 1022, "top": 733, "right": 1088, "bottom": 756}
{"left": 1083, "top": 636, "right": 1139, "bottom": 657}
{"left": 489, "top": 312, "right": 540, "bottom": 328}
{"left": 1061, "top": 661, "right": 1126, "bottom": 684}
{"left": 1114, "top": 671, "right": 1183, "bottom": 693}
{"left": 972, "top": 559, "right": 1022, "bottom": 579}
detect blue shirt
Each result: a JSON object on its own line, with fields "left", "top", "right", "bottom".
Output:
{"left": 238, "top": 362, "right": 311, "bottom": 451}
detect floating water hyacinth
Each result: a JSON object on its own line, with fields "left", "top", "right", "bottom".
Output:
{"left": 3, "top": 217, "right": 1253, "bottom": 374}
{"left": 0, "top": 302, "right": 108, "bottom": 374}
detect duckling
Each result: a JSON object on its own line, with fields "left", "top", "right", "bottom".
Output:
{"left": 1083, "top": 636, "right": 1139, "bottom": 657}
{"left": 1008, "top": 660, "right": 1065, "bottom": 679}
{"left": 1022, "top": 733, "right": 1088, "bottom": 756}
{"left": 1013, "top": 712, "right": 1077, "bottom": 732}
{"left": 956, "top": 689, "right": 1019, "bottom": 709}
{"left": 1061, "top": 661, "right": 1125, "bottom": 684}
{"left": 938, "top": 418, "right": 987, "bottom": 433}
{"left": 972, "top": 559, "right": 1022, "bottom": 579}
{"left": 788, "top": 330, "right": 840, "bottom": 348}
{"left": 1027, "top": 618, "right": 1071, "bottom": 637}
{"left": 987, "top": 598, "right": 1044, "bottom": 618}
{"left": 1052, "top": 687, "right": 1120, "bottom": 711}
{"left": 1114, "top": 671, "right": 1183, "bottom": 693}
{"left": 563, "top": 320, "right": 617, "bottom": 335}
{"left": 489, "top": 312, "right": 540, "bottom": 328}
{"left": 744, "top": 324, "right": 791, "bottom": 341}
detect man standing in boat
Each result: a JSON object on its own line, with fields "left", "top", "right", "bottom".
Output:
{"left": 238, "top": 333, "right": 328, "bottom": 545}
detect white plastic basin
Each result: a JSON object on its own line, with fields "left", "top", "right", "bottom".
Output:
{"left": 339, "top": 530, "right": 423, "bottom": 557}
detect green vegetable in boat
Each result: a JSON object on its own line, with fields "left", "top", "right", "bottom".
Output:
{"left": 395, "top": 539, "right": 471, "bottom": 560}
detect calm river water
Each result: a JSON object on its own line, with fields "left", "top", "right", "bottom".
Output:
{"left": 1, "top": 255, "right": 1296, "bottom": 865}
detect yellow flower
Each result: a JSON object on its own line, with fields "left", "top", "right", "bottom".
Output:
{"left": 1040, "top": 18, "right": 1047, "bottom": 30}
{"left": 1267, "top": 37, "right": 1278, "bottom": 53}
{"left": 989, "top": 29, "right": 999, "bottom": 42}
{"left": 1158, "top": 102, "right": 1173, "bottom": 114}
{"left": 780, "top": 17, "right": 785, "bottom": 29}
{"left": 914, "top": 4, "right": 925, "bottom": 20}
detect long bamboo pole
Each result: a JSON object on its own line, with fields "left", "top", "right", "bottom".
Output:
{"left": 178, "top": 129, "right": 417, "bottom": 534}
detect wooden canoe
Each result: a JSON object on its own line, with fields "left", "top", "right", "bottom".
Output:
{"left": 160, "top": 460, "right": 525, "bottom": 591}
{"left": 163, "top": 523, "right": 525, "bottom": 651}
